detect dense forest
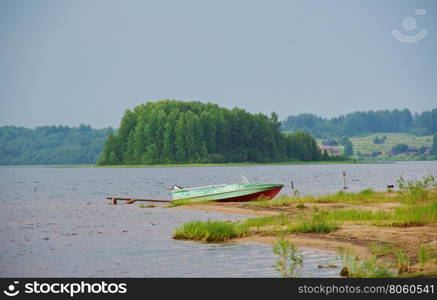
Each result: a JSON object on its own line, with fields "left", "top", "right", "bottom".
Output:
{"left": 282, "top": 108, "right": 437, "bottom": 138}
{"left": 0, "top": 125, "right": 112, "bottom": 165}
{"left": 97, "top": 100, "right": 332, "bottom": 165}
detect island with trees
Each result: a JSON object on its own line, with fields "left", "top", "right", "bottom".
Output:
{"left": 97, "top": 100, "right": 341, "bottom": 165}
{"left": 2, "top": 102, "right": 435, "bottom": 166}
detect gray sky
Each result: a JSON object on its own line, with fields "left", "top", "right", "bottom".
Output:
{"left": 1, "top": 0, "right": 436, "bottom": 128}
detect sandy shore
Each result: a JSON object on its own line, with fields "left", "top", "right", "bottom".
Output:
{"left": 173, "top": 203, "right": 372, "bottom": 257}
{"left": 173, "top": 202, "right": 437, "bottom": 271}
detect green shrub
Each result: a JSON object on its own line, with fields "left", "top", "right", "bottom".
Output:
{"left": 397, "top": 175, "right": 436, "bottom": 204}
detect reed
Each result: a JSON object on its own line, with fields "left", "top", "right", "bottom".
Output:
{"left": 418, "top": 246, "right": 429, "bottom": 266}
{"left": 395, "top": 249, "right": 410, "bottom": 273}
{"left": 337, "top": 247, "right": 395, "bottom": 278}
{"left": 286, "top": 218, "right": 339, "bottom": 234}
{"left": 173, "top": 220, "right": 248, "bottom": 242}
{"left": 272, "top": 237, "right": 303, "bottom": 278}
{"left": 397, "top": 175, "right": 436, "bottom": 204}
{"left": 369, "top": 242, "right": 394, "bottom": 258}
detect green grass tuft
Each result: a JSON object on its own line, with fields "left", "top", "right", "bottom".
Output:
{"left": 314, "top": 201, "right": 437, "bottom": 227}
{"left": 388, "top": 201, "right": 437, "bottom": 226}
{"left": 395, "top": 249, "right": 410, "bottom": 274}
{"left": 286, "top": 218, "right": 339, "bottom": 234}
{"left": 243, "top": 214, "right": 291, "bottom": 228}
{"left": 369, "top": 242, "right": 394, "bottom": 257}
{"left": 320, "top": 209, "right": 389, "bottom": 222}
{"left": 337, "top": 247, "right": 396, "bottom": 278}
{"left": 173, "top": 220, "right": 248, "bottom": 242}
{"left": 418, "top": 245, "right": 430, "bottom": 266}
{"left": 272, "top": 238, "right": 303, "bottom": 277}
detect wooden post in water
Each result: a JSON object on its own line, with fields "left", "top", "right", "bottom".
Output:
{"left": 342, "top": 171, "right": 347, "bottom": 190}
{"left": 291, "top": 180, "right": 294, "bottom": 190}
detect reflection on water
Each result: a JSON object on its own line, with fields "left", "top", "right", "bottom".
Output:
{"left": 0, "top": 161, "right": 436, "bottom": 277}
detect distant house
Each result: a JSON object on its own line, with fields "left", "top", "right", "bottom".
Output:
{"left": 319, "top": 145, "right": 340, "bottom": 154}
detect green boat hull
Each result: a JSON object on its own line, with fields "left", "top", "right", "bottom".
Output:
{"left": 171, "top": 183, "right": 284, "bottom": 203}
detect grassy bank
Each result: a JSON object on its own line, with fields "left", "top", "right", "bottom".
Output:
{"left": 172, "top": 176, "right": 437, "bottom": 277}
{"left": 248, "top": 189, "right": 395, "bottom": 207}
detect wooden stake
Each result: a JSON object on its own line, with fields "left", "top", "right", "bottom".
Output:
{"left": 342, "top": 171, "right": 347, "bottom": 189}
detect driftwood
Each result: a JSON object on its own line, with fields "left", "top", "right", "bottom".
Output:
{"left": 106, "top": 197, "right": 171, "bottom": 204}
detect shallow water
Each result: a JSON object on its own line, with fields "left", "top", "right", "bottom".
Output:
{"left": 0, "top": 161, "right": 436, "bottom": 277}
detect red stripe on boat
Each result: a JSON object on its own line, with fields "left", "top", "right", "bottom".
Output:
{"left": 216, "top": 187, "right": 282, "bottom": 202}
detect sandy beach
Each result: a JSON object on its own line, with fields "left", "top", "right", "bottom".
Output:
{"left": 173, "top": 199, "right": 437, "bottom": 276}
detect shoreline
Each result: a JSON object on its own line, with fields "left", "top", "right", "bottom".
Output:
{"left": 92, "top": 161, "right": 359, "bottom": 168}
{"left": 171, "top": 199, "right": 437, "bottom": 277}
{"left": 5, "top": 159, "right": 437, "bottom": 168}
{"left": 0, "top": 161, "right": 358, "bottom": 168}
{"left": 173, "top": 203, "right": 373, "bottom": 258}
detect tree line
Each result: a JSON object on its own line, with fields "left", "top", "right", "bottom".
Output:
{"left": 97, "top": 100, "right": 337, "bottom": 165}
{"left": 281, "top": 108, "right": 437, "bottom": 138}
{"left": 0, "top": 125, "right": 112, "bottom": 165}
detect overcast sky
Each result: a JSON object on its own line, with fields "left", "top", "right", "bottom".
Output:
{"left": 1, "top": 0, "right": 436, "bottom": 128}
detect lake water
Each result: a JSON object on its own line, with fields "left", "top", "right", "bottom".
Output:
{"left": 0, "top": 161, "right": 436, "bottom": 277}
